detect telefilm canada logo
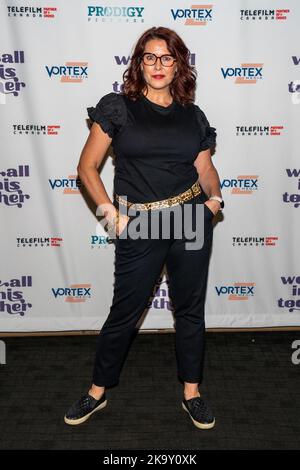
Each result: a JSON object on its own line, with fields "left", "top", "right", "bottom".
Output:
{"left": 87, "top": 5, "right": 145, "bottom": 22}
{"left": 12, "top": 123, "right": 60, "bottom": 136}
{"left": 171, "top": 5, "right": 214, "bottom": 25}
{"left": 278, "top": 276, "right": 300, "bottom": 313}
{"left": 215, "top": 283, "right": 255, "bottom": 301}
{"left": 0, "top": 275, "right": 32, "bottom": 316}
{"left": 235, "top": 125, "right": 284, "bottom": 136}
{"left": 282, "top": 169, "right": 300, "bottom": 208}
{"left": 51, "top": 284, "right": 92, "bottom": 302}
{"left": 16, "top": 237, "right": 63, "bottom": 248}
{"left": 0, "top": 50, "right": 25, "bottom": 103}
{"left": 0, "top": 165, "right": 30, "bottom": 207}
{"left": 6, "top": 5, "right": 57, "bottom": 18}
{"left": 232, "top": 236, "right": 278, "bottom": 247}
{"left": 240, "top": 9, "right": 290, "bottom": 21}
{"left": 48, "top": 174, "right": 81, "bottom": 194}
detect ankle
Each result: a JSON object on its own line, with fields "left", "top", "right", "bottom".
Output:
{"left": 184, "top": 390, "right": 201, "bottom": 400}
{"left": 88, "top": 385, "right": 105, "bottom": 400}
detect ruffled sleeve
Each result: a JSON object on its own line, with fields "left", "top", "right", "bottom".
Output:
{"left": 87, "top": 92, "right": 127, "bottom": 139}
{"left": 194, "top": 105, "right": 217, "bottom": 152}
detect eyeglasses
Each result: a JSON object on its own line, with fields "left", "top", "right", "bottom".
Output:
{"left": 141, "top": 52, "right": 177, "bottom": 67}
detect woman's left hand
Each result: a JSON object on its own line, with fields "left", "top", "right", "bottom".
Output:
{"left": 204, "top": 200, "right": 220, "bottom": 216}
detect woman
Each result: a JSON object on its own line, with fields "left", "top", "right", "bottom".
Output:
{"left": 64, "top": 26, "right": 224, "bottom": 430}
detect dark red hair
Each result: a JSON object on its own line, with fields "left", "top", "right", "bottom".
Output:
{"left": 121, "top": 26, "right": 197, "bottom": 106}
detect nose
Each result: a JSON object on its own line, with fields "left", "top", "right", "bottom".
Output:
{"left": 154, "top": 58, "right": 162, "bottom": 71}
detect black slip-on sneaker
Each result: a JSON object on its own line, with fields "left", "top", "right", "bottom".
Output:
{"left": 182, "top": 396, "right": 215, "bottom": 429}
{"left": 64, "top": 393, "right": 107, "bottom": 425}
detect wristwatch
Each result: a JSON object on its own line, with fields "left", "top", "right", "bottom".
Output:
{"left": 209, "top": 196, "right": 224, "bottom": 210}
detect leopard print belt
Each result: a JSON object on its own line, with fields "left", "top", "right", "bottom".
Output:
{"left": 115, "top": 180, "right": 202, "bottom": 211}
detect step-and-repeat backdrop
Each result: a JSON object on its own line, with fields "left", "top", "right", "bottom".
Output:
{"left": 1, "top": 1, "right": 300, "bottom": 332}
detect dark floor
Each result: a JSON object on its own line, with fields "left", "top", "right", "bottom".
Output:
{"left": 0, "top": 331, "right": 299, "bottom": 450}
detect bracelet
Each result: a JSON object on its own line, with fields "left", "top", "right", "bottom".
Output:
{"left": 209, "top": 196, "right": 224, "bottom": 210}
{"left": 107, "top": 209, "right": 120, "bottom": 233}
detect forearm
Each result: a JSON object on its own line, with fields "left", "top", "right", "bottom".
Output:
{"left": 78, "top": 166, "right": 116, "bottom": 218}
{"left": 198, "top": 166, "right": 222, "bottom": 199}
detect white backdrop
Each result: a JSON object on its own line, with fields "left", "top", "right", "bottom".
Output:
{"left": 1, "top": 0, "right": 300, "bottom": 332}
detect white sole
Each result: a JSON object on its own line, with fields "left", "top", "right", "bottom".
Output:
{"left": 64, "top": 399, "right": 107, "bottom": 425}
{"left": 182, "top": 402, "right": 215, "bottom": 429}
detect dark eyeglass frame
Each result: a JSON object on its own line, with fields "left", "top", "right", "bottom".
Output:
{"left": 140, "top": 52, "right": 177, "bottom": 67}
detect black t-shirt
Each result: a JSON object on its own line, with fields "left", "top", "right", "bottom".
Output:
{"left": 87, "top": 92, "right": 216, "bottom": 203}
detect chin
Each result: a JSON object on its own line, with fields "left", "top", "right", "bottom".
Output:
{"left": 148, "top": 79, "right": 170, "bottom": 89}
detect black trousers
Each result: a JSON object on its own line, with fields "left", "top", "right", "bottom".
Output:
{"left": 92, "top": 191, "right": 214, "bottom": 387}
